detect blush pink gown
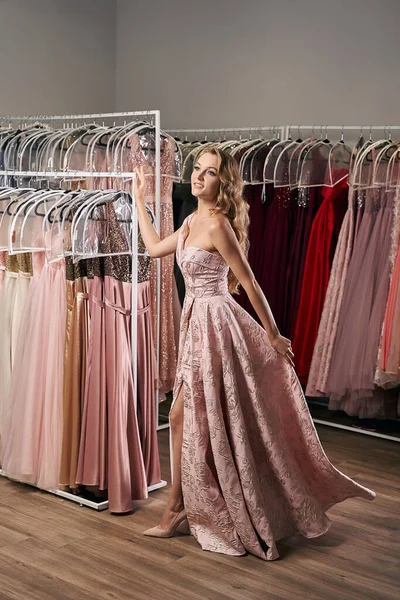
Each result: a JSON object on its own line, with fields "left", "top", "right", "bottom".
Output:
{"left": 172, "top": 214, "right": 375, "bottom": 561}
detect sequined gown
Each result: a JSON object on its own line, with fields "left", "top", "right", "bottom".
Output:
{"left": 258, "top": 188, "right": 296, "bottom": 333}
{"left": 124, "top": 135, "right": 180, "bottom": 393}
{"left": 172, "top": 214, "right": 375, "bottom": 561}
{"left": 77, "top": 204, "right": 159, "bottom": 510}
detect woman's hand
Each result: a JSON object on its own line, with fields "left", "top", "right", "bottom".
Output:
{"left": 134, "top": 166, "right": 147, "bottom": 205}
{"left": 271, "top": 334, "right": 295, "bottom": 367}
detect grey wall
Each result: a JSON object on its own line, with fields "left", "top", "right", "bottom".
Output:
{"left": 0, "top": 0, "right": 116, "bottom": 115}
{"left": 116, "top": 0, "right": 400, "bottom": 129}
{"left": 2, "top": 0, "right": 399, "bottom": 126}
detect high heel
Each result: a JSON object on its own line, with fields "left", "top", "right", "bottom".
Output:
{"left": 143, "top": 510, "right": 189, "bottom": 538}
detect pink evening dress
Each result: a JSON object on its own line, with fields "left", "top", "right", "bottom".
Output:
{"left": 171, "top": 214, "right": 375, "bottom": 561}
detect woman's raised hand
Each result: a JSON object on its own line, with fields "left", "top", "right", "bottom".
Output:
{"left": 134, "top": 166, "right": 147, "bottom": 205}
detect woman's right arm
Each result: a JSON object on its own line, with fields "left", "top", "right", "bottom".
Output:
{"left": 135, "top": 166, "right": 180, "bottom": 258}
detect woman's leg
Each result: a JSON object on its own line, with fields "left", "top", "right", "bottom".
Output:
{"left": 159, "top": 385, "right": 185, "bottom": 528}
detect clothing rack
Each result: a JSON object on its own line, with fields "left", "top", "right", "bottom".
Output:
{"left": 0, "top": 110, "right": 167, "bottom": 509}
{"left": 166, "top": 126, "right": 286, "bottom": 140}
{"left": 169, "top": 123, "right": 400, "bottom": 444}
{"left": 283, "top": 124, "right": 400, "bottom": 443}
{"left": 283, "top": 125, "right": 400, "bottom": 139}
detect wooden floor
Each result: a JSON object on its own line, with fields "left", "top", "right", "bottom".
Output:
{"left": 0, "top": 427, "right": 399, "bottom": 600}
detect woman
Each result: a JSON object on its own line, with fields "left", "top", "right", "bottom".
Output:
{"left": 134, "top": 147, "right": 375, "bottom": 561}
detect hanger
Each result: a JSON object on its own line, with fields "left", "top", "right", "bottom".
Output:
{"left": 43, "top": 189, "right": 105, "bottom": 262}
{"left": 351, "top": 130, "right": 390, "bottom": 189}
{"left": 263, "top": 132, "right": 295, "bottom": 184}
{"left": 372, "top": 129, "right": 398, "bottom": 187}
{"left": 10, "top": 189, "right": 63, "bottom": 253}
{"left": 273, "top": 139, "right": 302, "bottom": 188}
{"left": 71, "top": 191, "right": 131, "bottom": 261}
{"left": 241, "top": 136, "right": 268, "bottom": 184}
{"left": 296, "top": 126, "right": 332, "bottom": 188}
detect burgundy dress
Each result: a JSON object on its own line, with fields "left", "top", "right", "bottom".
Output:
{"left": 284, "top": 187, "right": 324, "bottom": 337}
{"left": 258, "top": 187, "right": 296, "bottom": 332}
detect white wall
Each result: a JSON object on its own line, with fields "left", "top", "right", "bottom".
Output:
{"left": 116, "top": 0, "right": 400, "bottom": 129}
{"left": 0, "top": 0, "right": 116, "bottom": 115}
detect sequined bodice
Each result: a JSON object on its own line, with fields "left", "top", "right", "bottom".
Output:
{"left": 6, "top": 253, "right": 32, "bottom": 275}
{"left": 177, "top": 215, "right": 229, "bottom": 298}
{"left": 104, "top": 201, "right": 151, "bottom": 284}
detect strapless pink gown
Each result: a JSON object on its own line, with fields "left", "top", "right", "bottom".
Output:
{"left": 171, "top": 214, "right": 375, "bottom": 561}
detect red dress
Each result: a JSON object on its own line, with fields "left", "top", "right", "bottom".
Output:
{"left": 292, "top": 178, "right": 349, "bottom": 385}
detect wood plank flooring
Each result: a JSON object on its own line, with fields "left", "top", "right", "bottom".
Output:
{"left": 0, "top": 426, "right": 399, "bottom": 600}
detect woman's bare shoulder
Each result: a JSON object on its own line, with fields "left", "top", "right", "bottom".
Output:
{"left": 208, "top": 213, "right": 234, "bottom": 240}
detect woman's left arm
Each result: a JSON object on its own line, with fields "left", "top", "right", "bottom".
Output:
{"left": 209, "top": 218, "right": 295, "bottom": 366}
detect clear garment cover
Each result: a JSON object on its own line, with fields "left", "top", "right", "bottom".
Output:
{"left": 298, "top": 140, "right": 332, "bottom": 188}
{"left": 72, "top": 193, "right": 133, "bottom": 261}
{"left": 325, "top": 142, "right": 352, "bottom": 187}
{"left": 47, "top": 191, "right": 105, "bottom": 263}
{"left": 10, "top": 191, "right": 64, "bottom": 253}
{"left": 273, "top": 140, "right": 301, "bottom": 188}
{"left": 240, "top": 139, "right": 264, "bottom": 183}
{"left": 289, "top": 139, "right": 317, "bottom": 189}
{"left": 264, "top": 140, "right": 294, "bottom": 183}
{"left": 351, "top": 140, "right": 389, "bottom": 189}
{"left": 250, "top": 140, "right": 278, "bottom": 184}
{"left": 387, "top": 147, "right": 400, "bottom": 189}
{"left": 0, "top": 192, "right": 36, "bottom": 251}
{"left": 372, "top": 143, "right": 398, "bottom": 187}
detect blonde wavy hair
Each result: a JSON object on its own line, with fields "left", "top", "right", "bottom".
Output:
{"left": 196, "top": 145, "right": 250, "bottom": 295}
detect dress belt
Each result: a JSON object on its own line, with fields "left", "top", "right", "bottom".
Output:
{"left": 93, "top": 295, "right": 150, "bottom": 315}
{"left": 93, "top": 295, "right": 105, "bottom": 309}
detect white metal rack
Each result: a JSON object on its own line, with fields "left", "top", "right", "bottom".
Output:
{"left": 0, "top": 110, "right": 168, "bottom": 509}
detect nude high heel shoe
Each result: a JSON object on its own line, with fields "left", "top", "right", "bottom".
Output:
{"left": 143, "top": 510, "right": 190, "bottom": 538}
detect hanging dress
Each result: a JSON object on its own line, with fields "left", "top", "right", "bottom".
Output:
{"left": 171, "top": 214, "right": 375, "bottom": 561}
{"left": 125, "top": 134, "right": 180, "bottom": 393}
{"left": 258, "top": 188, "right": 296, "bottom": 332}
{"left": 59, "top": 258, "right": 90, "bottom": 491}
{"left": 326, "top": 188, "right": 397, "bottom": 418}
{"left": 76, "top": 256, "right": 107, "bottom": 492}
{"left": 284, "top": 187, "right": 324, "bottom": 337}
{"left": 103, "top": 203, "right": 148, "bottom": 512}
{"left": 306, "top": 187, "right": 358, "bottom": 397}
{"left": 292, "top": 179, "right": 349, "bottom": 385}
{"left": 136, "top": 221, "right": 161, "bottom": 487}
{"left": 0, "top": 251, "right": 6, "bottom": 289}
{"left": 2, "top": 240, "right": 66, "bottom": 490}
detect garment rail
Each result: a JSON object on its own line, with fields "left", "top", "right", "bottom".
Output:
{"left": 283, "top": 124, "right": 400, "bottom": 443}
{"left": 0, "top": 110, "right": 167, "bottom": 510}
{"left": 166, "top": 126, "right": 286, "bottom": 139}
{"left": 169, "top": 123, "right": 400, "bottom": 443}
